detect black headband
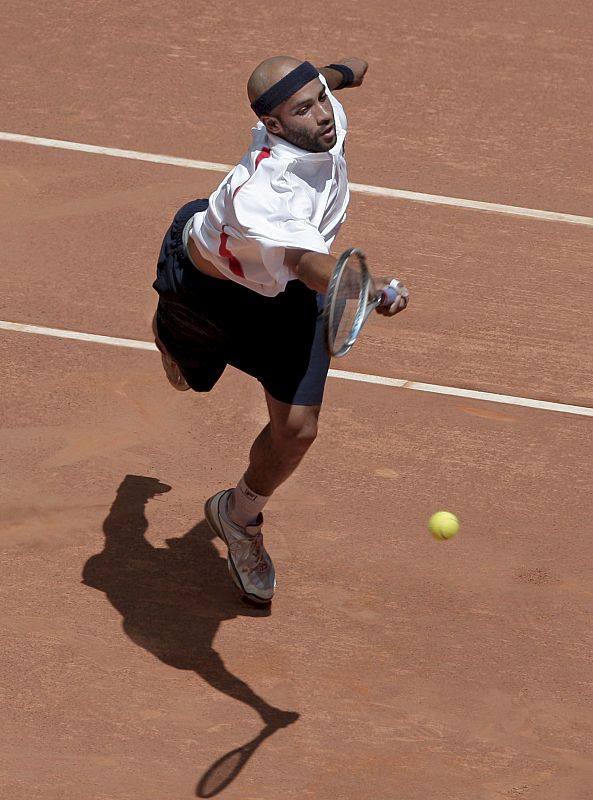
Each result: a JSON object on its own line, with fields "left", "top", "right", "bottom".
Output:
{"left": 250, "top": 61, "right": 320, "bottom": 117}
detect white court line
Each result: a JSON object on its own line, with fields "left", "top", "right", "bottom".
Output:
{"left": 2, "top": 131, "right": 593, "bottom": 227}
{"left": 1, "top": 320, "right": 591, "bottom": 418}
{"left": 0, "top": 321, "right": 156, "bottom": 351}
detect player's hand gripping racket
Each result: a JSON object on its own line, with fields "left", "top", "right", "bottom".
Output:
{"left": 323, "top": 247, "right": 409, "bottom": 357}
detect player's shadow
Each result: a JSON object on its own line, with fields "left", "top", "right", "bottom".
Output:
{"left": 82, "top": 475, "right": 298, "bottom": 797}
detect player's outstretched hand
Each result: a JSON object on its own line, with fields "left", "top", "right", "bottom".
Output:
{"left": 334, "top": 57, "right": 369, "bottom": 86}
{"left": 376, "top": 279, "right": 409, "bottom": 317}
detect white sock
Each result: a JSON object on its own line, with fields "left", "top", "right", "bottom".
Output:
{"left": 228, "top": 476, "right": 270, "bottom": 528}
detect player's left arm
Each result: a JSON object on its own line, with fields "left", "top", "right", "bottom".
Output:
{"left": 319, "top": 57, "right": 369, "bottom": 90}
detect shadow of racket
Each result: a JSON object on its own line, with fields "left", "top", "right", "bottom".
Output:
{"left": 196, "top": 714, "right": 298, "bottom": 798}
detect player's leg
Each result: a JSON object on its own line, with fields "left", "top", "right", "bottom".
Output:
{"left": 205, "top": 281, "right": 329, "bottom": 603}
{"left": 243, "top": 394, "right": 320, "bottom": 498}
{"left": 152, "top": 312, "right": 190, "bottom": 390}
{"left": 152, "top": 201, "right": 192, "bottom": 390}
{"left": 153, "top": 199, "right": 238, "bottom": 393}
{"left": 205, "top": 394, "right": 323, "bottom": 607}
{"left": 204, "top": 398, "right": 321, "bottom": 605}
{"left": 206, "top": 315, "right": 327, "bottom": 604}
{"left": 236, "top": 280, "right": 328, "bottom": 504}
{"left": 224, "top": 394, "right": 320, "bottom": 539}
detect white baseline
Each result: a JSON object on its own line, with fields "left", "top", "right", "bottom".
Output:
{"left": 1, "top": 320, "right": 591, "bottom": 418}
{"left": 1, "top": 131, "right": 592, "bottom": 227}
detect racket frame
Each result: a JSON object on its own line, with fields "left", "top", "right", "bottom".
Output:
{"left": 324, "top": 247, "right": 372, "bottom": 357}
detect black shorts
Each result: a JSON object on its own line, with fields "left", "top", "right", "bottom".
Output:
{"left": 152, "top": 199, "right": 331, "bottom": 406}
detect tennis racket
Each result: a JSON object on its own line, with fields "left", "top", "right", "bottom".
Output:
{"left": 323, "top": 247, "right": 408, "bottom": 357}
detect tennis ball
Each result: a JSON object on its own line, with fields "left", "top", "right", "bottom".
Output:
{"left": 428, "top": 511, "right": 459, "bottom": 540}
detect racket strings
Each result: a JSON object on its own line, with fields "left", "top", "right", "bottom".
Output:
{"left": 329, "top": 260, "right": 367, "bottom": 353}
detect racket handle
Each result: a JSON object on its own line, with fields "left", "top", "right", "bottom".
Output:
{"left": 380, "top": 282, "right": 407, "bottom": 306}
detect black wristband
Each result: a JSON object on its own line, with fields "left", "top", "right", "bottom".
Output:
{"left": 325, "top": 63, "right": 355, "bottom": 90}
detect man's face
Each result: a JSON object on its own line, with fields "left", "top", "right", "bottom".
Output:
{"left": 265, "top": 78, "right": 337, "bottom": 153}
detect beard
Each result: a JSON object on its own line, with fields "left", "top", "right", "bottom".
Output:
{"left": 281, "top": 120, "right": 337, "bottom": 153}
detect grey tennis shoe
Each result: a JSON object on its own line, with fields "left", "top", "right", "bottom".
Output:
{"left": 205, "top": 489, "right": 276, "bottom": 604}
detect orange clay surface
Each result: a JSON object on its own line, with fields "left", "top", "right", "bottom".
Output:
{"left": 1, "top": 1, "right": 592, "bottom": 798}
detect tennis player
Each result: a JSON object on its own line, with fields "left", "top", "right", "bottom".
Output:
{"left": 152, "top": 55, "right": 408, "bottom": 604}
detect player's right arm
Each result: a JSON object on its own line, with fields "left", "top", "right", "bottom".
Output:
{"left": 288, "top": 248, "right": 409, "bottom": 316}
{"left": 286, "top": 249, "right": 336, "bottom": 295}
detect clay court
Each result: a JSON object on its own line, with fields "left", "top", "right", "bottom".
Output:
{"left": 2, "top": 1, "right": 593, "bottom": 798}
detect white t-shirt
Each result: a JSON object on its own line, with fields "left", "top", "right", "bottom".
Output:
{"left": 189, "top": 77, "right": 350, "bottom": 296}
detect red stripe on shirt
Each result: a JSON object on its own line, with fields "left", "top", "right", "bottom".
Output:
{"left": 255, "top": 146, "right": 271, "bottom": 167}
{"left": 222, "top": 147, "right": 272, "bottom": 277}
{"left": 219, "top": 229, "right": 244, "bottom": 278}
{"left": 232, "top": 147, "right": 271, "bottom": 199}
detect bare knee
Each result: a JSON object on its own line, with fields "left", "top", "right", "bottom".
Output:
{"left": 270, "top": 405, "right": 319, "bottom": 454}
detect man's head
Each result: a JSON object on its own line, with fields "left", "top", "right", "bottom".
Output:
{"left": 247, "top": 56, "right": 337, "bottom": 153}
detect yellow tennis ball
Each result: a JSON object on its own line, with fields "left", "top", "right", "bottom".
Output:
{"left": 428, "top": 511, "right": 459, "bottom": 540}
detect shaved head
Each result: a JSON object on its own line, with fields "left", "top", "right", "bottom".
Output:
{"left": 247, "top": 56, "right": 303, "bottom": 104}
{"left": 247, "top": 55, "right": 337, "bottom": 153}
